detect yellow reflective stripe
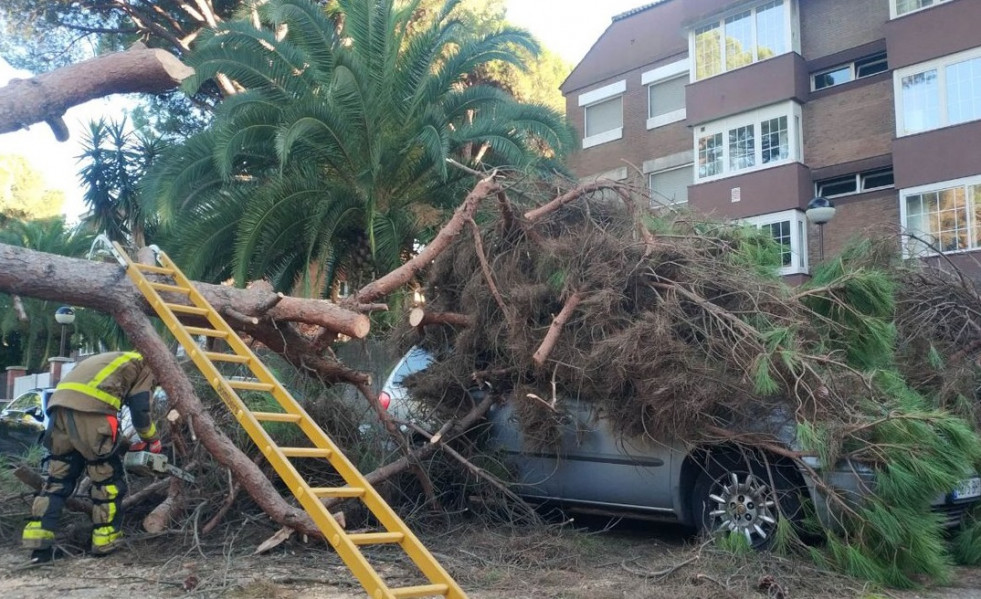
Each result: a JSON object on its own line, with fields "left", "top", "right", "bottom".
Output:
{"left": 104, "top": 484, "right": 119, "bottom": 524}
{"left": 137, "top": 422, "right": 157, "bottom": 439}
{"left": 22, "top": 522, "right": 55, "bottom": 541}
{"left": 90, "top": 352, "right": 142, "bottom": 386}
{"left": 56, "top": 382, "right": 121, "bottom": 410}
{"left": 92, "top": 526, "right": 122, "bottom": 546}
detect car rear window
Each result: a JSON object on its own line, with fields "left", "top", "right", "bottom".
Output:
{"left": 391, "top": 348, "right": 432, "bottom": 385}
{"left": 6, "top": 391, "right": 42, "bottom": 412}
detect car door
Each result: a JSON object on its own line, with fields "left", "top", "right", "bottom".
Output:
{"left": 487, "top": 396, "right": 679, "bottom": 515}
{"left": 0, "top": 389, "right": 47, "bottom": 455}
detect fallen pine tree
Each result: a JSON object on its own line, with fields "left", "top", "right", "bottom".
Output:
{"left": 4, "top": 171, "right": 981, "bottom": 587}
{"left": 396, "top": 176, "right": 981, "bottom": 587}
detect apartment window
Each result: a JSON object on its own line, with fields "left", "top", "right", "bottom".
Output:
{"left": 896, "top": 47, "right": 981, "bottom": 136}
{"left": 642, "top": 59, "right": 689, "bottom": 129}
{"left": 579, "top": 80, "right": 626, "bottom": 149}
{"left": 585, "top": 97, "right": 622, "bottom": 138}
{"left": 815, "top": 167, "right": 895, "bottom": 198}
{"left": 892, "top": 0, "right": 952, "bottom": 18}
{"left": 691, "top": 0, "right": 791, "bottom": 81}
{"left": 812, "top": 52, "right": 889, "bottom": 91}
{"left": 649, "top": 165, "right": 693, "bottom": 207}
{"left": 648, "top": 76, "right": 686, "bottom": 126}
{"left": 744, "top": 209, "right": 808, "bottom": 275}
{"left": 902, "top": 176, "right": 981, "bottom": 256}
{"left": 695, "top": 102, "right": 801, "bottom": 181}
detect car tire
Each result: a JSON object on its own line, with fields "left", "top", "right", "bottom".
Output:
{"left": 690, "top": 450, "right": 803, "bottom": 549}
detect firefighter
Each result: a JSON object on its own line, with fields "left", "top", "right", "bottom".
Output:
{"left": 22, "top": 351, "right": 160, "bottom": 563}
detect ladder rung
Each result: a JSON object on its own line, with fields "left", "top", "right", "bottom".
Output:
{"left": 390, "top": 584, "right": 449, "bottom": 598}
{"left": 252, "top": 411, "right": 301, "bottom": 423}
{"left": 204, "top": 352, "right": 251, "bottom": 364}
{"left": 149, "top": 281, "right": 191, "bottom": 294}
{"left": 310, "top": 486, "right": 365, "bottom": 498}
{"left": 133, "top": 263, "right": 174, "bottom": 275}
{"left": 347, "top": 532, "right": 405, "bottom": 546}
{"left": 280, "top": 447, "right": 332, "bottom": 458}
{"left": 185, "top": 326, "right": 229, "bottom": 338}
{"left": 166, "top": 303, "right": 210, "bottom": 316}
{"left": 227, "top": 380, "right": 274, "bottom": 392}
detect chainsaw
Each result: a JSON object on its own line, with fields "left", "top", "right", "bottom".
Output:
{"left": 123, "top": 451, "right": 196, "bottom": 483}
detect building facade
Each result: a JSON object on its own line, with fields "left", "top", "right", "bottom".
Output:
{"left": 561, "top": 0, "right": 981, "bottom": 277}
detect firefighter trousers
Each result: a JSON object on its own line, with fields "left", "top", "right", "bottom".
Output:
{"left": 22, "top": 407, "right": 126, "bottom": 554}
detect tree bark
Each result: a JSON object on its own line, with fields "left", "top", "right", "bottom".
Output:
{"left": 523, "top": 181, "right": 625, "bottom": 222}
{"left": 0, "top": 244, "right": 369, "bottom": 343}
{"left": 355, "top": 177, "right": 502, "bottom": 304}
{"left": 0, "top": 46, "right": 194, "bottom": 141}
{"left": 532, "top": 292, "right": 583, "bottom": 368}
{"left": 408, "top": 308, "right": 471, "bottom": 329}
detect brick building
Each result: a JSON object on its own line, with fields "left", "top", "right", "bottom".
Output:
{"left": 562, "top": 0, "right": 981, "bottom": 278}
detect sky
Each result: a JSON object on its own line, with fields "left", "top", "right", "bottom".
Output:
{"left": 0, "top": 0, "right": 648, "bottom": 222}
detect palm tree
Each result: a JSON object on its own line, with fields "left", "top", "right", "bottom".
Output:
{"left": 0, "top": 218, "right": 116, "bottom": 370}
{"left": 145, "top": 0, "right": 573, "bottom": 295}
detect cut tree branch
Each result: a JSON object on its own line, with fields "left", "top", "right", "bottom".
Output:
{"left": 523, "top": 181, "right": 627, "bottom": 222}
{"left": 532, "top": 292, "right": 583, "bottom": 368}
{"left": 0, "top": 244, "right": 369, "bottom": 341}
{"left": 0, "top": 46, "right": 193, "bottom": 140}
{"left": 408, "top": 308, "right": 471, "bottom": 329}
{"left": 355, "top": 177, "right": 502, "bottom": 304}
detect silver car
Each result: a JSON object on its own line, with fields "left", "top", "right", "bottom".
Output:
{"left": 380, "top": 348, "right": 981, "bottom": 546}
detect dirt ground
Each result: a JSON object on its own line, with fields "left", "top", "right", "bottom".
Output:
{"left": 4, "top": 510, "right": 981, "bottom": 599}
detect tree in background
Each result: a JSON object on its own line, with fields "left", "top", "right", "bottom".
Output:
{"left": 0, "top": 154, "right": 65, "bottom": 222}
{"left": 77, "top": 118, "right": 165, "bottom": 246}
{"left": 414, "top": 0, "right": 570, "bottom": 111}
{"left": 144, "top": 0, "right": 574, "bottom": 297}
{"left": 0, "top": 217, "right": 116, "bottom": 371}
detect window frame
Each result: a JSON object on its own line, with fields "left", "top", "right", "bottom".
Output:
{"left": 900, "top": 174, "right": 981, "bottom": 257}
{"left": 742, "top": 209, "right": 809, "bottom": 275}
{"left": 579, "top": 80, "right": 627, "bottom": 149}
{"left": 642, "top": 59, "right": 689, "bottom": 129}
{"left": 811, "top": 51, "right": 889, "bottom": 91}
{"left": 688, "top": 0, "right": 797, "bottom": 82}
{"left": 4, "top": 390, "right": 42, "bottom": 413}
{"left": 693, "top": 101, "right": 803, "bottom": 183}
{"left": 649, "top": 163, "right": 694, "bottom": 208}
{"left": 815, "top": 167, "right": 895, "bottom": 198}
{"left": 894, "top": 46, "right": 981, "bottom": 137}
{"left": 890, "top": 0, "right": 953, "bottom": 19}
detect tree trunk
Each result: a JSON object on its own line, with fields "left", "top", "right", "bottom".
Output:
{"left": 0, "top": 45, "right": 193, "bottom": 141}
{"left": 0, "top": 244, "right": 369, "bottom": 345}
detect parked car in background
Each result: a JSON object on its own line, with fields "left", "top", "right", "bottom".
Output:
{"left": 381, "top": 349, "right": 981, "bottom": 547}
{"left": 0, "top": 387, "right": 169, "bottom": 457}
{"left": 0, "top": 388, "right": 54, "bottom": 456}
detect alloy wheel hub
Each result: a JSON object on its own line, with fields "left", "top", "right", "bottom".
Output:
{"left": 708, "top": 472, "right": 778, "bottom": 545}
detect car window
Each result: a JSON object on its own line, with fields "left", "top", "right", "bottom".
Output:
{"left": 390, "top": 348, "right": 433, "bottom": 385}
{"left": 6, "top": 391, "right": 42, "bottom": 412}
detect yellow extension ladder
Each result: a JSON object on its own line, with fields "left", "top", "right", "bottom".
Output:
{"left": 111, "top": 242, "right": 466, "bottom": 599}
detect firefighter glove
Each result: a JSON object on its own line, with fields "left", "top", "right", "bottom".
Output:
{"left": 129, "top": 439, "right": 162, "bottom": 453}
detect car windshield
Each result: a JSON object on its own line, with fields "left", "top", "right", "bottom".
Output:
{"left": 390, "top": 348, "right": 432, "bottom": 386}
{"left": 5, "top": 391, "right": 42, "bottom": 412}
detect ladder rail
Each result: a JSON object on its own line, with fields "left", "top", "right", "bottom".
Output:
{"left": 113, "top": 243, "right": 466, "bottom": 599}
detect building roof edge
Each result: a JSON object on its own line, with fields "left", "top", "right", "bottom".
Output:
{"left": 612, "top": 0, "right": 672, "bottom": 22}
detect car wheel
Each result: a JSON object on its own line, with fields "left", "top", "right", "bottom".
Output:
{"left": 690, "top": 450, "right": 802, "bottom": 549}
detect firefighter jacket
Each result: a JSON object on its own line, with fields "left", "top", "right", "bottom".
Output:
{"left": 48, "top": 351, "right": 158, "bottom": 441}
